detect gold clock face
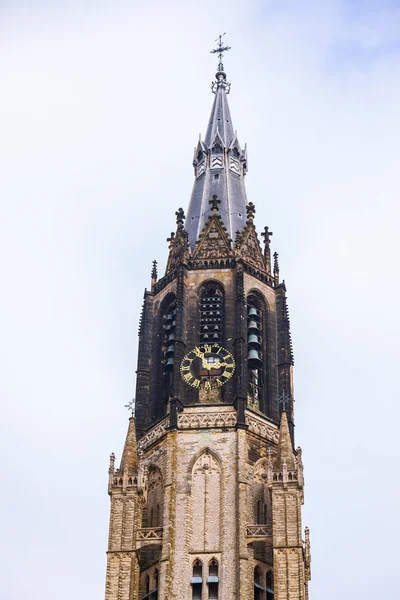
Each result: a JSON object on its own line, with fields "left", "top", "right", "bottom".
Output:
{"left": 180, "top": 344, "right": 235, "bottom": 390}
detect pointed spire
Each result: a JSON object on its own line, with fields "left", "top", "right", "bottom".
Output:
{"left": 120, "top": 417, "right": 138, "bottom": 474}
{"left": 186, "top": 36, "right": 247, "bottom": 250}
{"left": 274, "top": 412, "right": 296, "bottom": 471}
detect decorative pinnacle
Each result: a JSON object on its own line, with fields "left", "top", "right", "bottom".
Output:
{"left": 210, "top": 33, "right": 231, "bottom": 93}
{"left": 246, "top": 202, "right": 256, "bottom": 222}
{"left": 151, "top": 260, "right": 158, "bottom": 284}
{"left": 273, "top": 251, "right": 280, "bottom": 280}
{"left": 209, "top": 194, "right": 221, "bottom": 213}
{"left": 124, "top": 398, "right": 135, "bottom": 417}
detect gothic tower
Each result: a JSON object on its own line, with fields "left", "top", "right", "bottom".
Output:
{"left": 104, "top": 41, "right": 311, "bottom": 600}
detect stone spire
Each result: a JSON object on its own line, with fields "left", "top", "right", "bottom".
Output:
{"left": 186, "top": 40, "right": 248, "bottom": 250}
{"left": 119, "top": 417, "right": 138, "bottom": 474}
{"left": 274, "top": 411, "right": 296, "bottom": 471}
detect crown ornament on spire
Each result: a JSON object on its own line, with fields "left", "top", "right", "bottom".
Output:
{"left": 210, "top": 33, "right": 231, "bottom": 93}
{"left": 246, "top": 202, "right": 256, "bottom": 223}
{"left": 175, "top": 207, "right": 185, "bottom": 228}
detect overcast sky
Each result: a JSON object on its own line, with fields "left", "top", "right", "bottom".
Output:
{"left": 1, "top": 1, "right": 400, "bottom": 598}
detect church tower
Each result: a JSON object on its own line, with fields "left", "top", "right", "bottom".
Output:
{"left": 104, "top": 39, "right": 311, "bottom": 600}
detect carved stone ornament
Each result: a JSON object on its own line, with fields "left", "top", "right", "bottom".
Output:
{"left": 139, "top": 417, "right": 170, "bottom": 449}
{"left": 192, "top": 214, "right": 232, "bottom": 260}
{"left": 193, "top": 451, "right": 221, "bottom": 475}
{"left": 237, "top": 227, "right": 265, "bottom": 271}
{"left": 178, "top": 411, "right": 237, "bottom": 429}
{"left": 245, "top": 412, "right": 279, "bottom": 443}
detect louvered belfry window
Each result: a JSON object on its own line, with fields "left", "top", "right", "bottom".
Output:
{"left": 247, "top": 295, "right": 264, "bottom": 406}
{"left": 199, "top": 285, "right": 224, "bottom": 346}
{"left": 163, "top": 300, "right": 177, "bottom": 394}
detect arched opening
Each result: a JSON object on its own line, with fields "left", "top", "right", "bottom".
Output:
{"left": 151, "top": 569, "right": 159, "bottom": 599}
{"left": 266, "top": 571, "right": 274, "bottom": 600}
{"left": 254, "top": 566, "right": 264, "bottom": 600}
{"left": 162, "top": 296, "right": 177, "bottom": 406}
{"left": 191, "top": 559, "right": 203, "bottom": 600}
{"left": 199, "top": 282, "right": 224, "bottom": 346}
{"left": 247, "top": 294, "right": 265, "bottom": 412}
{"left": 208, "top": 559, "right": 219, "bottom": 600}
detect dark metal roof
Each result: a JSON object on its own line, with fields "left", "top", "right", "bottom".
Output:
{"left": 186, "top": 71, "right": 248, "bottom": 250}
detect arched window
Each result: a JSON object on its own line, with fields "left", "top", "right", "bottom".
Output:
{"left": 150, "top": 569, "right": 159, "bottom": 599}
{"left": 254, "top": 566, "right": 264, "bottom": 600}
{"left": 208, "top": 559, "right": 219, "bottom": 600}
{"left": 191, "top": 560, "right": 203, "bottom": 600}
{"left": 256, "top": 500, "right": 268, "bottom": 525}
{"left": 247, "top": 296, "right": 264, "bottom": 410}
{"left": 266, "top": 571, "right": 274, "bottom": 600}
{"left": 162, "top": 298, "right": 177, "bottom": 398}
{"left": 199, "top": 283, "right": 224, "bottom": 345}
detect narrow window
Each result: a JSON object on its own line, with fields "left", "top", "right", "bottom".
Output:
{"left": 191, "top": 560, "right": 203, "bottom": 600}
{"left": 266, "top": 571, "right": 274, "bottom": 600}
{"left": 247, "top": 297, "right": 264, "bottom": 410}
{"left": 208, "top": 559, "right": 219, "bottom": 599}
{"left": 151, "top": 569, "right": 159, "bottom": 599}
{"left": 254, "top": 567, "right": 264, "bottom": 600}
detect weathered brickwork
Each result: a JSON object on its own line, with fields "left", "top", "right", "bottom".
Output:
{"left": 105, "top": 407, "right": 310, "bottom": 599}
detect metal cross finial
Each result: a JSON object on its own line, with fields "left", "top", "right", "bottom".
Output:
{"left": 210, "top": 33, "right": 231, "bottom": 93}
{"left": 278, "top": 390, "right": 291, "bottom": 412}
{"left": 124, "top": 398, "right": 135, "bottom": 417}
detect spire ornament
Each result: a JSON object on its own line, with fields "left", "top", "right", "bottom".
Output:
{"left": 124, "top": 398, "right": 135, "bottom": 417}
{"left": 151, "top": 260, "right": 158, "bottom": 286}
{"left": 209, "top": 194, "right": 221, "bottom": 214}
{"left": 261, "top": 226, "right": 273, "bottom": 273}
{"left": 210, "top": 33, "right": 231, "bottom": 93}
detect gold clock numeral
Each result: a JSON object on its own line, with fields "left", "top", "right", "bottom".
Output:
{"left": 192, "top": 379, "right": 201, "bottom": 389}
{"left": 180, "top": 365, "right": 190, "bottom": 372}
{"left": 204, "top": 381, "right": 212, "bottom": 391}
{"left": 204, "top": 344, "right": 212, "bottom": 354}
{"left": 183, "top": 373, "right": 193, "bottom": 383}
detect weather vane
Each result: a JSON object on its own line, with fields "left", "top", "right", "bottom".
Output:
{"left": 210, "top": 33, "right": 231, "bottom": 70}
{"left": 124, "top": 398, "right": 135, "bottom": 417}
{"left": 210, "top": 33, "right": 231, "bottom": 94}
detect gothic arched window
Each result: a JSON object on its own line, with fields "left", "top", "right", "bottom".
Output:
{"left": 199, "top": 283, "right": 224, "bottom": 346}
{"left": 266, "top": 571, "right": 274, "bottom": 600}
{"left": 208, "top": 559, "right": 219, "bottom": 600}
{"left": 247, "top": 295, "right": 264, "bottom": 410}
{"left": 151, "top": 569, "right": 159, "bottom": 599}
{"left": 254, "top": 566, "right": 264, "bottom": 600}
{"left": 191, "top": 559, "right": 203, "bottom": 600}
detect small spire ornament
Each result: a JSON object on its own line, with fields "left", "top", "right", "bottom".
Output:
{"left": 124, "top": 398, "right": 135, "bottom": 418}
{"left": 209, "top": 194, "right": 221, "bottom": 214}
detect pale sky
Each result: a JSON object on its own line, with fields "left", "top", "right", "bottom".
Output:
{"left": 1, "top": 1, "right": 400, "bottom": 598}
